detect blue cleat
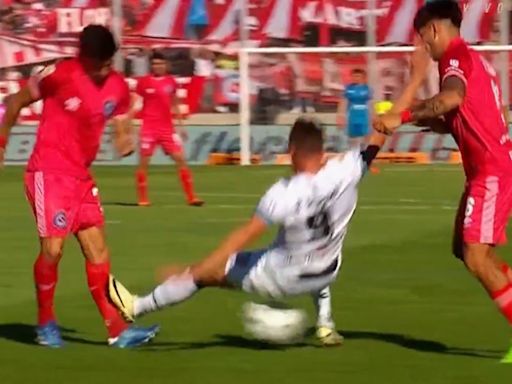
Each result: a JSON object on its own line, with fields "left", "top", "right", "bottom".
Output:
{"left": 35, "top": 321, "right": 64, "bottom": 348}
{"left": 108, "top": 325, "right": 160, "bottom": 348}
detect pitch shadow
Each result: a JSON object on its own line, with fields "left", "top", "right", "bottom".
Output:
{"left": 142, "top": 334, "right": 313, "bottom": 352}
{"left": 0, "top": 323, "right": 105, "bottom": 347}
{"left": 102, "top": 202, "right": 139, "bottom": 207}
{"left": 342, "top": 330, "right": 502, "bottom": 359}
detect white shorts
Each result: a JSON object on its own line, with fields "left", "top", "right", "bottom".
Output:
{"left": 225, "top": 248, "right": 341, "bottom": 299}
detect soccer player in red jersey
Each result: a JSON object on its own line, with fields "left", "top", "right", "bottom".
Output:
{"left": 133, "top": 50, "right": 203, "bottom": 207}
{"left": 0, "top": 25, "right": 158, "bottom": 348}
{"left": 374, "top": 1, "right": 512, "bottom": 362}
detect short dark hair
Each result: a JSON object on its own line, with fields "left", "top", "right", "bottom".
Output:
{"left": 413, "top": 0, "right": 463, "bottom": 32}
{"left": 352, "top": 68, "right": 365, "bottom": 75}
{"left": 288, "top": 117, "right": 324, "bottom": 154}
{"left": 150, "top": 50, "right": 166, "bottom": 61}
{"left": 79, "top": 24, "right": 117, "bottom": 61}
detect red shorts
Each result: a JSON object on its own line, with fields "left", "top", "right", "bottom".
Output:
{"left": 24, "top": 172, "right": 105, "bottom": 238}
{"left": 453, "top": 176, "right": 512, "bottom": 254}
{"left": 140, "top": 126, "right": 183, "bottom": 157}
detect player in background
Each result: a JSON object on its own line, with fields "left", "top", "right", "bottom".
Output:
{"left": 108, "top": 117, "right": 387, "bottom": 346}
{"left": 0, "top": 25, "right": 159, "bottom": 348}
{"left": 132, "top": 50, "right": 203, "bottom": 207}
{"left": 374, "top": 1, "right": 512, "bottom": 363}
{"left": 337, "top": 68, "right": 378, "bottom": 174}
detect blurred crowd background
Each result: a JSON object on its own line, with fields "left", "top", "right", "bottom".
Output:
{"left": 0, "top": 0, "right": 510, "bottom": 122}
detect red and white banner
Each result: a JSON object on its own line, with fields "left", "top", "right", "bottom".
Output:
{"left": 56, "top": 7, "right": 111, "bottom": 34}
{"left": 460, "top": 0, "right": 500, "bottom": 43}
{"left": 134, "top": 0, "right": 190, "bottom": 39}
{"left": 0, "top": 36, "right": 75, "bottom": 69}
{"left": 0, "top": 1, "right": 503, "bottom": 68}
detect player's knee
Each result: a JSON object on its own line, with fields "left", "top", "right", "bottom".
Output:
{"left": 40, "top": 239, "right": 64, "bottom": 263}
{"left": 190, "top": 263, "right": 225, "bottom": 287}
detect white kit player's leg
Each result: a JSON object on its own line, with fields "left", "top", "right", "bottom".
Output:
{"left": 312, "top": 286, "right": 344, "bottom": 346}
{"left": 109, "top": 272, "right": 199, "bottom": 321}
{"left": 313, "top": 286, "right": 335, "bottom": 329}
{"left": 134, "top": 273, "right": 199, "bottom": 317}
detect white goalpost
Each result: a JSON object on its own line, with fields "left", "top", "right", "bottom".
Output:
{"left": 238, "top": 44, "right": 512, "bottom": 166}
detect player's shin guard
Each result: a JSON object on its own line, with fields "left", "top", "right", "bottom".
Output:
{"left": 134, "top": 272, "right": 198, "bottom": 317}
{"left": 491, "top": 283, "right": 512, "bottom": 325}
{"left": 85, "top": 261, "right": 128, "bottom": 338}
{"left": 136, "top": 170, "right": 149, "bottom": 203}
{"left": 178, "top": 167, "right": 196, "bottom": 202}
{"left": 34, "top": 254, "right": 58, "bottom": 325}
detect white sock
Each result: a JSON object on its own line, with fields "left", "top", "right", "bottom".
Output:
{"left": 134, "top": 273, "right": 198, "bottom": 317}
{"left": 313, "top": 286, "right": 335, "bottom": 329}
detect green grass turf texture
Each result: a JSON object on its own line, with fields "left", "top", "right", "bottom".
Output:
{"left": 0, "top": 164, "right": 510, "bottom": 383}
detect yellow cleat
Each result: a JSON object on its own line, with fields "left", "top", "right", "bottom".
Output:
{"left": 108, "top": 275, "right": 136, "bottom": 323}
{"left": 316, "top": 327, "right": 344, "bottom": 347}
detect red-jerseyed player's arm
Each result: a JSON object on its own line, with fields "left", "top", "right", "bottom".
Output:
{"left": 375, "top": 76, "right": 465, "bottom": 135}
{"left": 190, "top": 215, "right": 268, "bottom": 281}
{"left": 409, "top": 76, "right": 466, "bottom": 121}
{"left": 390, "top": 44, "right": 431, "bottom": 114}
{"left": 0, "top": 87, "right": 37, "bottom": 166}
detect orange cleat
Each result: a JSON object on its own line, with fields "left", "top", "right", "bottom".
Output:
{"left": 138, "top": 200, "right": 151, "bottom": 207}
{"left": 188, "top": 198, "right": 205, "bottom": 207}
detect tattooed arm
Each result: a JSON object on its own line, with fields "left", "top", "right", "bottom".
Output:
{"left": 410, "top": 76, "right": 466, "bottom": 120}
{"left": 373, "top": 76, "right": 464, "bottom": 135}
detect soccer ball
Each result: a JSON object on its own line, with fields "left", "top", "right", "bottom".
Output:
{"left": 242, "top": 302, "right": 308, "bottom": 344}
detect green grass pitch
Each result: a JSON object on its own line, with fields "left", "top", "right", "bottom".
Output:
{"left": 0, "top": 164, "right": 510, "bottom": 383}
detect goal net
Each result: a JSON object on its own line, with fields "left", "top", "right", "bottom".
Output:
{"left": 236, "top": 46, "right": 512, "bottom": 165}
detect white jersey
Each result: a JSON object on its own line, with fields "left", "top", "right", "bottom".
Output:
{"left": 255, "top": 148, "right": 366, "bottom": 266}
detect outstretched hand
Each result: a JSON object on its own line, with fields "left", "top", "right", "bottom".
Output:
{"left": 373, "top": 112, "right": 402, "bottom": 135}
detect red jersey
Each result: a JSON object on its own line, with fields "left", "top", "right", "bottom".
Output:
{"left": 27, "top": 59, "right": 130, "bottom": 179}
{"left": 135, "top": 75, "right": 177, "bottom": 130}
{"left": 439, "top": 38, "right": 512, "bottom": 180}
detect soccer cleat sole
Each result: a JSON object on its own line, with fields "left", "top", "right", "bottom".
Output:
{"left": 108, "top": 275, "right": 136, "bottom": 323}
{"left": 35, "top": 336, "right": 63, "bottom": 348}
{"left": 108, "top": 327, "right": 160, "bottom": 348}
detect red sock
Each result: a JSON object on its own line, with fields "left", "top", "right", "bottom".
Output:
{"left": 136, "top": 170, "right": 148, "bottom": 202}
{"left": 34, "top": 254, "right": 58, "bottom": 326}
{"left": 179, "top": 167, "right": 196, "bottom": 202}
{"left": 491, "top": 283, "right": 512, "bottom": 325}
{"left": 85, "top": 261, "right": 128, "bottom": 338}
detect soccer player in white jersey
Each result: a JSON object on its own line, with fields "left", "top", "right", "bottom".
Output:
{"left": 109, "top": 117, "right": 386, "bottom": 346}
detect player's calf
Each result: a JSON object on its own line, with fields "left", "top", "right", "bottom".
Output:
{"left": 171, "top": 152, "right": 204, "bottom": 206}
{"left": 34, "top": 237, "right": 65, "bottom": 328}
{"left": 462, "top": 243, "right": 512, "bottom": 325}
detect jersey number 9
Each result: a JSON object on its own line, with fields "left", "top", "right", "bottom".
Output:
{"left": 307, "top": 211, "right": 332, "bottom": 241}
